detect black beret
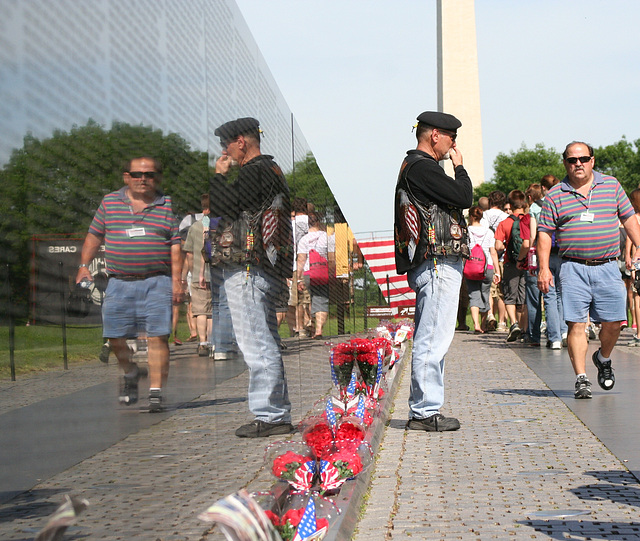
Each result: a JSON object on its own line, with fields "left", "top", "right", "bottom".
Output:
{"left": 416, "top": 111, "right": 462, "bottom": 132}
{"left": 214, "top": 117, "right": 260, "bottom": 141}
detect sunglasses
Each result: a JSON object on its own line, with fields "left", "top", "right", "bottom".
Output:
{"left": 565, "top": 156, "right": 592, "bottom": 165}
{"left": 128, "top": 171, "right": 157, "bottom": 179}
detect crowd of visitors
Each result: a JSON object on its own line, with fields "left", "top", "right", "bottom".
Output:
{"left": 462, "top": 141, "right": 640, "bottom": 399}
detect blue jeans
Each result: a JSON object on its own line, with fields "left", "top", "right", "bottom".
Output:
{"left": 221, "top": 265, "right": 291, "bottom": 423}
{"left": 543, "top": 253, "right": 567, "bottom": 342}
{"left": 525, "top": 272, "right": 542, "bottom": 343}
{"left": 407, "top": 255, "right": 462, "bottom": 419}
{"left": 210, "top": 266, "right": 237, "bottom": 353}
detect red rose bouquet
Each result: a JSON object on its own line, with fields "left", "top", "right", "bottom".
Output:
{"left": 334, "top": 419, "right": 365, "bottom": 444}
{"left": 331, "top": 342, "right": 355, "bottom": 393}
{"left": 323, "top": 447, "right": 364, "bottom": 479}
{"left": 271, "top": 450, "right": 313, "bottom": 481}
{"left": 264, "top": 441, "right": 316, "bottom": 491}
{"left": 302, "top": 420, "right": 334, "bottom": 459}
{"left": 270, "top": 493, "right": 340, "bottom": 541}
{"left": 351, "top": 338, "right": 379, "bottom": 391}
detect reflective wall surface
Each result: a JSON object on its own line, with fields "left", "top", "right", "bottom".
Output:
{"left": 0, "top": 1, "right": 380, "bottom": 538}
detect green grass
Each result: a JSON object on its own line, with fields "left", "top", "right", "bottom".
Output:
{"left": 0, "top": 324, "right": 105, "bottom": 378}
{"left": 0, "top": 307, "right": 392, "bottom": 380}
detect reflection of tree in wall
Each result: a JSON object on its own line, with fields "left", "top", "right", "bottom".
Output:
{"left": 474, "top": 138, "right": 640, "bottom": 200}
{"left": 0, "top": 120, "right": 208, "bottom": 313}
{"left": 287, "top": 153, "right": 336, "bottom": 220}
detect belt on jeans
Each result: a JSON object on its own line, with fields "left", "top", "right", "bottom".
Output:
{"left": 109, "top": 271, "right": 170, "bottom": 281}
{"left": 562, "top": 257, "right": 617, "bottom": 266}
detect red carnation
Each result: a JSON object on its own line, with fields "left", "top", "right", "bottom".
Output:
{"left": 303, "top": 423, "right": 334, "bottom": 458}
{"left": 271, "top": 450, "right": 313, "bottom": 480}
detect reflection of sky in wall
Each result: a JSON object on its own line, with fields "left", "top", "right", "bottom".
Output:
{"left": 0, "top": 0, "right": 310, "bottom": 171}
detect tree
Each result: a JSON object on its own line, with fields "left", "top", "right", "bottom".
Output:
{"left": 475, "top": 143, "right": 565, "bottom": 200}
{"left": 286, "top": 153, "right": 335, "bottom": 218}
{"left": 593, "top": 137, "right": 640, "bottom": 193}
{"left": 0, "top": 120, "right": 208, "bottom": 312}
{"left": 475, "top": 138, "right": 640, "bottom": 202}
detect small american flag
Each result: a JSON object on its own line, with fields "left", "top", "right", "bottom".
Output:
{"left": 346, "top": 372, "right": 357, "bottom": 396}
{"left": 292, "top": 497, "right": 318, "bottom": 541}
{"left": 319, "top": 460, "right": 343, "bottom": 491}
{"left": 355, "top": 395, "right": 366, "bottom": 420}
{"left": 291, "top": 460, "right": 316, "bottom": 491}
{"left": 329, "top": 350, "right": 338, "bottom": 386}
{"left": 325, "top": 398, "right": 337, "bottom": 430}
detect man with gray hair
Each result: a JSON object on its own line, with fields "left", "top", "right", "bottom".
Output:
{"left": 211, "top": 117, "right": 294, "bottom": 437}
{"left": 394, "top": 111, "right": 473, "bottom": 431}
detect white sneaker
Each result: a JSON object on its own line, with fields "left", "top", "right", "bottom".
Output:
{"left": 550, "top": 341, "right": 562, "bottom": 350}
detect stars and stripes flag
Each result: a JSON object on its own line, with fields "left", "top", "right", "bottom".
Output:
{"left": 292, "top": 497, "right": 318, "bottom": 541}
{"left": 319, "top": 460, "right": 344, "bottom": 492}
{"left": 291, "top": 461, "right": 316, "bottom": 491}
{"left": 325, "top": 398, "right": 338, "bottom": 431}
{"left": 355, "top": 395, "right": 366, "bottom": 421}
{"left": 358, "top": 237, "right": 415, "bottom": 314}
{"left": 346, "top": 372, "right": 357, "bottom": 396}
{"left": 329, "top": 350, "right": 338, "bottom": 386}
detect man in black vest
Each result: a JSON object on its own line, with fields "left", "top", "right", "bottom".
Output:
{"left": 394, "top": 111, "right": 473, "bottom": 431}
{"left": 211, "top": 117, "right": 294, "bottom": 437}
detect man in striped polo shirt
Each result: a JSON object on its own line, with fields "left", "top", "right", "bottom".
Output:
{"left": 538, "top": 142, "right": 640, "bottom": 399}
{"left": 76, "top": 157, "right": 183, "bottom": 412}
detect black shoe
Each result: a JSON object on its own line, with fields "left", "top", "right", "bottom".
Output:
{"left": 235, "top": 420, "right": 295, "bottom": 438}
{"left": 506, "top": 324, "right": 521, "bottom": 343}
{"left": 406, "top": 414, "right": 460, "bottom": 432}
{"left": 592, "top": 349, "right": 615, "bottom": 390}
{"left": 148, "top": 389, "right": 164, "bottom": 413}
{"left": 99, "top": 342, "right": 110, "bottom": 364}
{"left": 197, "top": 344, "right": 209, "bottom": 357}
{"left": 119, "top": 364, "right": 148, "bottom": 405}
{"left": 574, "top": 375, "right": 592, "bottom": 399}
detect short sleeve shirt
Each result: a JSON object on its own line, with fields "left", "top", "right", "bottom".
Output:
{"left": 538, "top": 172, "right": 634, "bottom": 259}
{"left": 89, "top": 187, "right": 180, "bottom": 276}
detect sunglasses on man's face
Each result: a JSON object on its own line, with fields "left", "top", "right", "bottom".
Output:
{"left": 565, "top": 156, "right": 592, "bottom": 165}
{"left": 128, "top": 171, "right": 157, "bottom": 179}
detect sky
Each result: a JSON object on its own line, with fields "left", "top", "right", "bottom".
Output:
{"left": 235, "top": 0, "right": 640, "bottom": 236}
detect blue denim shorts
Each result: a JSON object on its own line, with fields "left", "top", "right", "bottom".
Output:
{"left": 559, "top": 260, "right": 626, "bottom": 323}
{"left": 102, "top": 275, "right": 172, "bottom": 338}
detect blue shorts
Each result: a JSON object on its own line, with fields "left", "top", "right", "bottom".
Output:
{"left": 102, "top": 275, "right": 172, "bottom": 338}
{"left": 559, "top": 260, "right": 626, "bottom": 323}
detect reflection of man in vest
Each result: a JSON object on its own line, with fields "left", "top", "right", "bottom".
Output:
{"left": 211, "top": 117, "right": 294, "bottom": 438}
{"left": 394, "top": 111, "right": 473, "bottom": 432}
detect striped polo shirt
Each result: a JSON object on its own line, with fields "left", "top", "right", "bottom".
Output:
{"left": 538, "top": 171, "right": 633, "bottom": 260}
{"left": 89, "top": 187, "right": 180, "bottom": 276}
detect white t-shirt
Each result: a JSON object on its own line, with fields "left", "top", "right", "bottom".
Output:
{"left": 467, "top": 224, "right": 495, "bottom": 269}
{"left": 481, "top": 208, "right": 508, "bottom": 232}
{"left": 297, "top": 230, "right": 335, "bottom": 272}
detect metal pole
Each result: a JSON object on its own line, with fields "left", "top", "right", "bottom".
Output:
{"left": 58, "top": 261, "right": 68, "bottom": 370}
{"left": 6, "top": 265, "right": 16, "bottom": 381}
{"left": 386, "top": 274, "right": 391, "bottom": 306}
{"left": 363, "top": 266, "right": 368, "bottom": 331}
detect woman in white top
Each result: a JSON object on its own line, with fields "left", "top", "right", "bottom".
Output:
{"left": 465, "top": 206, "right": 501, "bottom": 333}
{"left": 296, "top": 212, "right": 335, "bottom": 339}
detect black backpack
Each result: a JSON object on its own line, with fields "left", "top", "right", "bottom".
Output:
{"left": 506, "top": 215, "right": 523, "bottom": 263}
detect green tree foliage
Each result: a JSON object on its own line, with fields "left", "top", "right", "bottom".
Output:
{"left": 475, "top": 139, "right": 640, "bottom": 203}
{"left": 0, "top": 120, "right": 208, "bottom": 311}
{"left": 286, "top": 152, "right": 335, "bottom": 217}
{"left": 593, "top": 137, "right": 640, "bottom": 193}
{"left": 475, "top": 143, "right": 565, "bottom": 200}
